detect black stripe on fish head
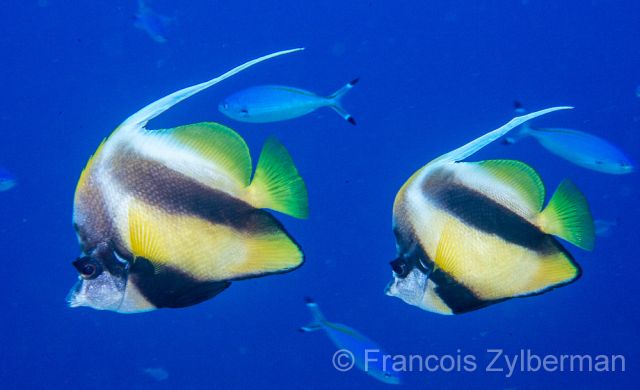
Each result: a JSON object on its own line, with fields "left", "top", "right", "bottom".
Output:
{"left": 111, "top": 149, "right": 285, "bottom": 235}
{"left": 392, "top": 190, "right": 435, "bottom": 276}
{"left": 422, "top": 167, "right": 556, "bottom": 254}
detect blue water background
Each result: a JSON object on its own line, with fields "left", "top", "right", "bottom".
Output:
{"left": 1, "top": 1, "right": 639, "bottom": 389}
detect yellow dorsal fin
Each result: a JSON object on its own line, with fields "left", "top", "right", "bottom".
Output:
{"left": 155, "top": 122, "right": 252, "bottom": 186}
{"left": 244, "top": 137, "right": 308, "bottom": 219}
{"left": 537, "top": 180, "right": 595, "bottom": 250}
{"left": 476, "top": 159, "right": 545, "bottom": 212}
{"left": 128, "top": 201, "right": 164, "bottom": 264}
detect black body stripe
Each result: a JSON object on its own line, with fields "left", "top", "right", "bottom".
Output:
{"left": 422, "top": 167, "right": 553, "bottom": 253}
{"left": 111, "top": 149, "right": 282, "bottom": 235}
{"left": 130, "top": 257, "right": 231, "bottom": 308}
{"left": 430, "top": 269, "right": 496, "bottom": 314}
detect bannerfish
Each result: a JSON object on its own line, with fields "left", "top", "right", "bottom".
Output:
{"left": 134, "top": 0, "right": 172, "bottom": 43}
{"left": 0, "top": 167, "right": 16, "bottom": 191}
{"left": 219, "top": 79, "right": 359, "bottom": 125}
{"left": 386, "top": 107, "right": 596, "bottom": 315}
{"left": 505, "top": 102, "right": 634, "bottom": 174}
{"left": 300, "top": 298, "right": 401, "bottom": 385}
{"left": 68, "top": 49, "right": 308, "bottom": 313}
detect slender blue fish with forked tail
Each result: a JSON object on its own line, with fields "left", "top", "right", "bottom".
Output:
{"left": 219, "top": 79, "right": 359, "bottom": 125}
{"left": 300, "top": 298, "right": 401, "bottom": 385}
{"left": 505, "top": 101, "right": 634, "bottom": 174}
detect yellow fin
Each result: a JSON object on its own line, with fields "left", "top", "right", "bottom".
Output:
{"left": 537, "top": 180, "right": 595, "bottom": 250}
{"left": 245, "top": 137, "right": 308, "bottom": 219}
{"left": 476, "top": 159, "right": 545, "bottom": 212}
{"left": 230, "top": 231, "right": 304, "bottom": 277}
{"left": 128, "top": 202, "right": 164, "bottom": 264}
{"left": 156, "top": 122, "right": 252, "bottom": 186}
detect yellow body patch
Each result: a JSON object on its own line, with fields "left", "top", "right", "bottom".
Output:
{"left": 432, "top": 216, "right": 578, "bottom": 300}
{"left": 125, "top": 201, "right": 302, "bottom": 281}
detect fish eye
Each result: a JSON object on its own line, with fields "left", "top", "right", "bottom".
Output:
{"left": 240, "top": 108, "right": 249, "bottom": 115}
{"left": 390, "top": 258, "right": 409, "bottom": 277}
{"left": 595, "top": 160, "right": 604, "bottom": 165}
{"left": 72, "top": 256, "right": 102, "bottom": 280}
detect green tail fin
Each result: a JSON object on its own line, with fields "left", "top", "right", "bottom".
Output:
{"left": 538, "top": 180, "right": 595, "bottom": 250}
{"left": 245, "top": 137, "right": 309, "bottom": 219}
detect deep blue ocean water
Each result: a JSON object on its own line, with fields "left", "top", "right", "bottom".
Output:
{"left": 1, "top": 1, "right": 639, "bottom": 389}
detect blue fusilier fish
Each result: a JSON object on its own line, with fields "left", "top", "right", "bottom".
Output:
{"left": 67, "top": 49, "right": 308, "bottom": 313}
{"left": 219, "top": 79, "right": 359, "bottom": 125}
{"left": 386, "top": 107, "right": 596, "bottom": 315}
{"left": 300, "top": 298, "right": 401, "bottom": 384}
{"left": 134, "top": 0, "right": 172, "bottom": 43}
{"left": 0, "top": 167, "right": 16, "bottom": 191}
{"left": 505, "top": 102, "right": 634, "bottom": 174}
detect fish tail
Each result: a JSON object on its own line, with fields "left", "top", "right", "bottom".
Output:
{"left": 503, "top": 101, "right": 533, "bottom": 145}
{"left": 329, "top": 78, "right": 359, "bottom": 101}
{"left": 328, "top": 78, "right": 359, "bottom": 125}
{"left": 299, "top": 297, "right": 326, "bottom": 332}
{"left": 244, "top": 137, "right": 309, "bottom": 219}
{"left": 503, "top": 124, "right": 533, "bottom": 145}
{"left": 537, "top": 180, "right": 595, "bottom": 250}
{"left": 330, "top": 104, "right": 356, "bottom": 125}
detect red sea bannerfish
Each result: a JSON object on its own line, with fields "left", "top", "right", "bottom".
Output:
{"left": 68, "top": 49, "right": 308, "bottom": 313}
{"left": 386, "top": 107, "right": 595, "bottom": 315}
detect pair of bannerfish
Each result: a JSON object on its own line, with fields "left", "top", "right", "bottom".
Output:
{"left": 68, "top": 48, "right": 597, "bottom": 318}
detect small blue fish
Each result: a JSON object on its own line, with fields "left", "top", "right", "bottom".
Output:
{"left": 507, "top": 102, "right": 634, "bottom": 174}
{"left": 219, "top": 79, "right": 359, "bottom": 125}
{"left": 0, "top": 167, "right": 16, "bottom": 191}
{"left": 133, "top": 0, "right": 172, "bottom": 43}
{"left": 300, "top": 298, "right": 401, "bottom": 385}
